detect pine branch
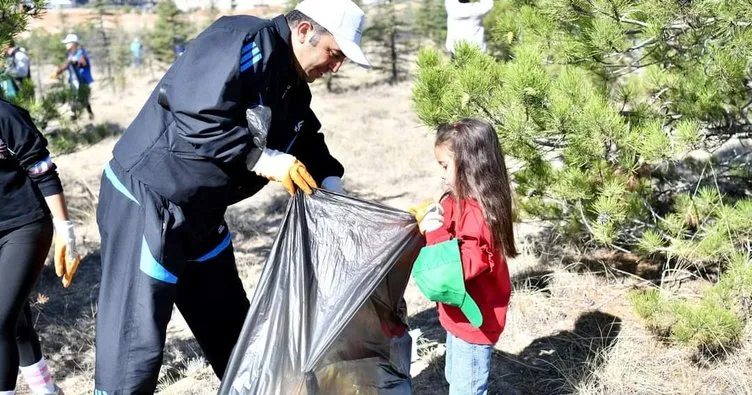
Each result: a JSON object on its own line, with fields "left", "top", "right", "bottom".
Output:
{"left": 577, "top": 200, "right": 598, "bottom": 239}
{"left": 576, "top": 199, "right": 634, "bottom": 253}
{"left": 471, "top": 98, "right": 504, "bottom": 127}
{"left": 611, "top": 61, "right": 661, "bottom": 78}
{"left": 665, "top": 19, "right": 752, "bottom": 31}
{"left": 620, "top": 18, "right": 650, "bottom": 29}
{"left": 706, "top": 123, "right": 752, "bottom": 139}
{"left": 595, "top": 43, "right": 659, "bottom": 72}
{"left": 628, "top": 37, "right": 657, "bottom": 52}
{"left": 648, "top": 88, "right": 670, "bottom": 106}
{"left": 533, "top": 137, "right": 567, "bottom": 149}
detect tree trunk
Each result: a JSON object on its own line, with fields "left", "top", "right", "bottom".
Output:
{"left": 390, "top": 27, "right": 397, "bottom": 84}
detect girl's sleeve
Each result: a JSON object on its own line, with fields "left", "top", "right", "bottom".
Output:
{"left": 425, "top": 198, "right": 454, "bottom": 245}
{"left": 425, "top": 201, "right": 493, "bottom": 281}
{"left": 1, "top": 105, "right": 63, "bottom": 196}
{"left": 454, "top": 217, "right": 493, "bottom": 280}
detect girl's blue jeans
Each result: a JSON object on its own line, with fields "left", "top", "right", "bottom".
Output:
{"left": 445, "top": 332, "right": 493, "bottom": 395}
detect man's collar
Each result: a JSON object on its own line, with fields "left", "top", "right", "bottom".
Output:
{"left": 272, "top": 15, "right": 292, "bottom": 47}
{"left": 272, "top": 14, "right": 306, "bottom": 86}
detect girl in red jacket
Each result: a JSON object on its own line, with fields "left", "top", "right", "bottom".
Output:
{"left": 413, "top": 118, "right": 517, "bottom": 395}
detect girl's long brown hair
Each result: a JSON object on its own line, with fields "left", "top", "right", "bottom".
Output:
{"left": 436, "top": 119, "right": 518, "bottom": 257}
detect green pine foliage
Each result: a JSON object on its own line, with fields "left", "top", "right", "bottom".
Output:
{"left": 150, "top": 0, "right": 189, "bottom": 63}
{"left": 414, "top": 0, "right": 752, "bottom": 352}
{"left": 631, "top": 253, "right": 751, "bottom": 353}
{"left": 415, "top": 0, "right": 447, "bottom": 47}
{"left": 1, "top": 2, "right": 77, "bottom": 129}
{"left": 712, "top": 253, "right": 752, "bottom": 316}
{"left": 413, "top": 0, "right": 751, "bottom": 256}
{"left": 670, "top": 298, "right": 744, "bottom": 353}
{"left": 0, "top": 0, "right": 46, "bottom": 46}
{"left": 19, "top": 29, "right": 67, "bottom": 67}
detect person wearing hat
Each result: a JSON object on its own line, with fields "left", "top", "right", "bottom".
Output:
{"left": 92, "top": 0, "right": 370, "bottom": 392}
{"left": 53, "top": 34, "right": 94, "bottom": 120}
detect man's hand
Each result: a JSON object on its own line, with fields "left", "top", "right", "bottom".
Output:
{"left": 53, "top": 219, "right": 81, "bottom": 288}
{"left": 282, "top": 160, "right": 317, "bottom": 195}
{"left": 409, "top": 201, "right": 444, "bottom": 234}
{"left": 252, "top": 149, "right": 317, "bottom": 195}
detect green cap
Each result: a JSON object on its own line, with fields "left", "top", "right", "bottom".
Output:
{"left": 412, "top": 239, "right": 483, "bottom": 328}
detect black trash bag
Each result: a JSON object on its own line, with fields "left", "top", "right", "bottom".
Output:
{"left": 220, "top": 190, "right": 424, "bottom": 395}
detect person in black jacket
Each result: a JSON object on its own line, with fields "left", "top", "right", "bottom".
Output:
{"left": 0, "top": 99, "right": 81, "bottom": 395}
{"left": 93, "top": 0, "right": 371, "bottom": 392}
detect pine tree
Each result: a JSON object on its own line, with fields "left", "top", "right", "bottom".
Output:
{"left": 0, "top": 0, "right": 46, "bottom": 46}
{"left": 1, "top": 1, "right": 46, "bottom": 99}
{"left": 413, "top": 0, "right": 752, "bottom": 352}
{"left": 18, "top": 29, "right": 65, "bottom": 95}
{"left": 87, "top": 0, "right": 116, "bottom": 91}
{"left": 415, "top": 0, "right": 446, "bottom": 47}
{"left": 365, "top": 0, "right": 416, "bottom": 84}
{"left": 1, "top": 2, "right": 73, "bottom": 129}
{"left": 414, "top": 0, "right": 752, "bottom": 257}
{"left": 150, "top": 0, "right": 188, "bottom": 63}
{"left": 110, "top": 19, "right": 132, "bottom": 92}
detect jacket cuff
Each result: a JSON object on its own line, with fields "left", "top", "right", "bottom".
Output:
{"left": 425, "top": 227, "right": 452, "bottom": 245}
{"left": 244, "top": 146, "right": 265, "bottom": 172}
{"left": 321, "top": 176, "right": 344, "bottom": 193}
{"left": 37, "top": 177, "right": 64, "bottom": 197}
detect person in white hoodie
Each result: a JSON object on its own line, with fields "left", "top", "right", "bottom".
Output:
{"left": 2, "top": 40, "right": 32, "bottom": 99}
{"left": 445, "top": 0, "right": 494, "bottom": 56}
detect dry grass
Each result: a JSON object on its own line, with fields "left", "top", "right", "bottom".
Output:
{"left": 12, "top": 52, "right": 752, "bottom": 395}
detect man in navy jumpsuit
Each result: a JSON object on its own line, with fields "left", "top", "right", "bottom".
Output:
{"left": 94, "top": 0, "right": 371, "bottom": 392}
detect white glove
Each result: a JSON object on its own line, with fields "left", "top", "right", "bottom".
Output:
{"left": 321, "top": 176, "right": 345, "bottom": 194}
{"left": 419, "top": 203, "right": 444, "bottom": 233}
{"left": 251, "top": 149, "right": 296, "bottom": 180}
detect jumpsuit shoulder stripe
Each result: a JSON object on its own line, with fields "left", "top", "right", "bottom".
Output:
{"left": 139, "top": 237, "right": 178, "bottom": 284}
{"left": 240, "top": 42, "right": 263, "bottom": 73}
{"left": 104, "top": 163, "right": 140, "bottom": 205}
{"left": 240, "top": 46, "right": 261, "bottom": 64}
{"left": 240, "top": 42, "right": 257, "bottom": 56}
{"left": 240, "top": 53, "right": 263, "bottom": 73}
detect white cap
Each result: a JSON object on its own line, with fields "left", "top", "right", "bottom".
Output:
{"left": 295, "top": 0, "right": 371, "bottom": 68}
{"left": 62, "top": 33, "right": 79, "bottom": 44}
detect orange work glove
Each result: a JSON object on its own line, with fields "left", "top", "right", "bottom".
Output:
{"left": 251, "top": 149, "right": 318, "bottom": 195}
{"left": 281, "top": 160, "right": 317, "bottom": 196}
{"left": 53, "top": 219, "right": 81, "bottom": 288}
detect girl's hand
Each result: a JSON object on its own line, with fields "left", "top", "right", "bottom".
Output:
{"left": 408, "top": 200, "right": 433, "bottom": 222}
{"left": 409, "top": 201, "right": 445, "bottom": 234}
